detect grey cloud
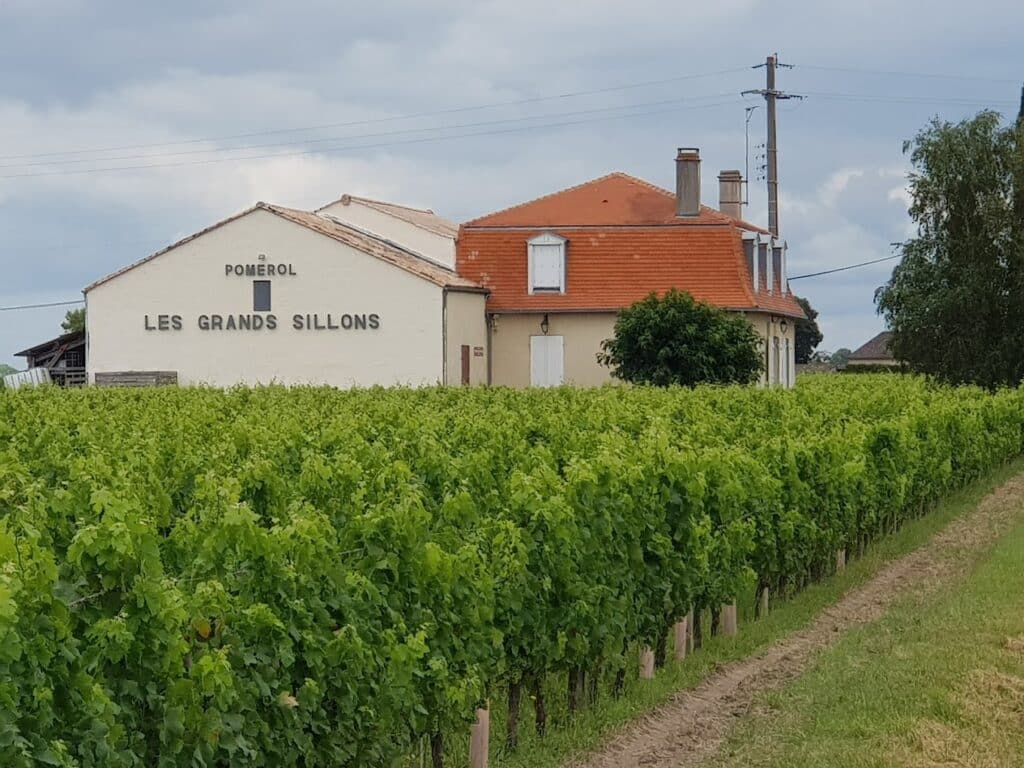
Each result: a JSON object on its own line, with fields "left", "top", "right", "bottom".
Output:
{"left": 2, "top": 0, "right": 1023, "bottom": 365}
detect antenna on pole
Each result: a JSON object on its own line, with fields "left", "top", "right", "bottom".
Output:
{"left": 744, "top": 105, "right": 759, "bottom": 206}
{"left": 742, "top": 53, "right": 804, "bottom": 237}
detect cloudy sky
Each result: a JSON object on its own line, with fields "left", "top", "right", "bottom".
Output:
{"left": 1, "top": 0, "right": 1021, "bottom": 368}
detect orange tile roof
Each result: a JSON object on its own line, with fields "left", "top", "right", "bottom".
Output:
{"left": 458, "top": 173, "right": 803, "bottom": 317}
{"left": 465, "top": 172, "right": 769, "bottom": 230}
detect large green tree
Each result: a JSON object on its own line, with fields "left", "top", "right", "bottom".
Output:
{"left": 876, "top": 110, "right": 1024, "bottom": 388}
{"left": 794, "top": 296, "right": 823, "bottom": 364}
{"left": 598, "top": 289, "right": 763, "bottom": 386}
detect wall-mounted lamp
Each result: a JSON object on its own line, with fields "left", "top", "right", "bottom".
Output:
{"left": 779, "top": 318, "right": 789, "bottom": 334}
{"left": 540, "top": 313, "right": 550, "bottom": 335}
{"left": 490, "top": 313, "right": 500, "bottom": 332}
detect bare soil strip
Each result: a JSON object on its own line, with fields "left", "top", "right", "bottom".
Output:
{"left": 567, "top": 473, "right": 1024, "bottom": 768}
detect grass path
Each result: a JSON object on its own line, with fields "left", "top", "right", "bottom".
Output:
{"left": 712, "top": 478, "right": 1024, "bottom": 767}
{"left": 553, "top": 463, "right": 1024, "bottom": 768}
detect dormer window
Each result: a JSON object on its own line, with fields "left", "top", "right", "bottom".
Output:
{"left": 528, "top": 232, "right": 566, "bottom": 294}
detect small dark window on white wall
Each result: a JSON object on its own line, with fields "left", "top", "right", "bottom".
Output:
{"left": 253, "top": 280, "right": 271, "bottom": 312}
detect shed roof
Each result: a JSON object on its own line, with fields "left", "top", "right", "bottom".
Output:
{"left": 316, "top": 194, "right": 459, "bottom": 238}
{"left": 14, "top": 329, "right": 85, "bottom": 359}
{"left": 849, "top": 330, "right": 894, "bottom": 360}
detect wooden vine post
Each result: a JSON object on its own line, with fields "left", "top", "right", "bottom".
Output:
{"left": 639, "top": 646, "right": 655, "bottom": 679}
{"left": 759, "top": 586, "right": 770, "bottom": 618}
{"left": 721, "top": 601, "right": 738, "bottom": 637}
{"left": 469, "top": 706, "right": 489, "bottom": 768}
{"left": 836, "top": 548, "right": 847, "bottom": 572}
{"left": 673, "top": 616, "right": 688, "bottom": 661}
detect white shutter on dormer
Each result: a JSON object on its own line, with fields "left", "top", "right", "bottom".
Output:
{"left": 532, "top": 245, "right": 563, "bottom": 290}
{"left": 528, "top": 233, "right": 566, "bottom": 293}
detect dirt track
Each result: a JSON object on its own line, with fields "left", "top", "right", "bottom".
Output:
{"left": 567, "top": 473, "right": 1024, "bottom": 768}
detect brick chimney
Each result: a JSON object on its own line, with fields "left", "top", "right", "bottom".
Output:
{"left": 718, "top": 170, "right": 743, "bottom": 220}
{"left": 675, "top": 148, "right": 700, "bottom": 217}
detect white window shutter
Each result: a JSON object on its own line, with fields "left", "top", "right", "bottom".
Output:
{"left": 532, "top": 245, "right": 562, "bottom": 289}
{"left": 528, "top": 233, "right": 566, "bottom": 293}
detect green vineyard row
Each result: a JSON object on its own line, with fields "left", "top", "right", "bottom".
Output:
{"left": 1, "top": 376, "right": 1021, "bottom": 766}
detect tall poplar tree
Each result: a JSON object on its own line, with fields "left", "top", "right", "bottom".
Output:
{"left": 876, "top": 109, "right": 1024, "bottom": 388}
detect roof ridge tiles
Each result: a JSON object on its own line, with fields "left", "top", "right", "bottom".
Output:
{"left": 463, "top": 172, "right": 630, "bottom": 226}
{"left": 462, "top": 171, "right": 768, "bottom": 230}
{"left": 315, "top": 193, "right": 434, "bottom": 214}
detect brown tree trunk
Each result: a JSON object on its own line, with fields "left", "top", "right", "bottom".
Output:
{"left": 613, "top": 665, "right": 626, "bottom": 697}
{"left": 693, "top": 604, "right": 704, "bottom": 650}
{"left": 531, "top": 677, "right": 547, "bottom": 736}
{"left": 710, "top": 605, "right": 721, "bottom": 637}
{"left": 567, "top": 666, "right": 586, "bottom": 713}
{"left": 654, "top": 623, "right": 669, "bottom": 668}
{"left": 431, "top": 731, "right": 444, "bottom": 768}
{"left": 756, "top": 584, "right": 769, "bottom": 618}
{"left": 507, "top": 681, "right": 521, "bottom": 751}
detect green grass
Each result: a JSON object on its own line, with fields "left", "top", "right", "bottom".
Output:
{"left": 428, "top": 460, "right": 1024, "bottom": 768}
{"left": 715, "top": 466, "right": 1024, "bottom": 767}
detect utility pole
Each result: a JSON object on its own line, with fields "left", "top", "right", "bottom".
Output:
{"left": 743, "top": 54, "right": 803, "bottom": 238}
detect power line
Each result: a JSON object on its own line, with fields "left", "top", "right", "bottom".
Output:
{"left": 797, "top": 63, "right": 1020, "bottom": 85}
{"left": 0, "top": 98, "right": 742, "bottom": 181}
{"left": 789, "top": 254, "right": 901, "bottom": 281}
{"left": 0, "top": 237, "right": 167, "bottom": 253}
{"left": 0, "top": 257, "right": 904, "bottom": 309}
{"left": 1, "top": 64, "right": 1013, "bottom": 166}
{"left": 0, "top": 92, "right": 739, "bottom": 171}
{"left": 802, "top": 90, "right": 1018, "bottom": 107}
{"left": 0, "top": 258, "right": 905, "bottom": 309}
{"left": 0, "top": 299, "right": 84, "bottom": 312}
{"left": 0, "top": 67, "right": 750, "bottom": 163}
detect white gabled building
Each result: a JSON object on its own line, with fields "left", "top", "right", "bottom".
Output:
{"left": 316, "top": 194, "right": 459, "bottom": 270}
{"left": 84, "top": 198, "right": 488, "bottom": 388}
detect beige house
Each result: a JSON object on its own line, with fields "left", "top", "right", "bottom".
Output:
{"left": 85, "top": 200, "right": 487, "bottom": 388}
{"left": 457, "top": 150, "right": 804, "bottom": 388}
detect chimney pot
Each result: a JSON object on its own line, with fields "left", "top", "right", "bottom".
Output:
{"left": 675, "top": 147, "right": 701, "bottom": 217}
{"left": 718, "top": 170, "right": 743, "bottom": 220}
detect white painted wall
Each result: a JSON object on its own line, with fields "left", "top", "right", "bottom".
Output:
{"left": 318, "top": 199, "right": 456, "bottom": 269}
{"left": 86, "top": 208, "right": 445, "bottom": 387}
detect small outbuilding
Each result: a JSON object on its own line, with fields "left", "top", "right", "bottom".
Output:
{"left": 14, "top": 330, "right": 87, "bottom": 387}
{"left": 846, "top": 331, "right": 899, "bottom": 369}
